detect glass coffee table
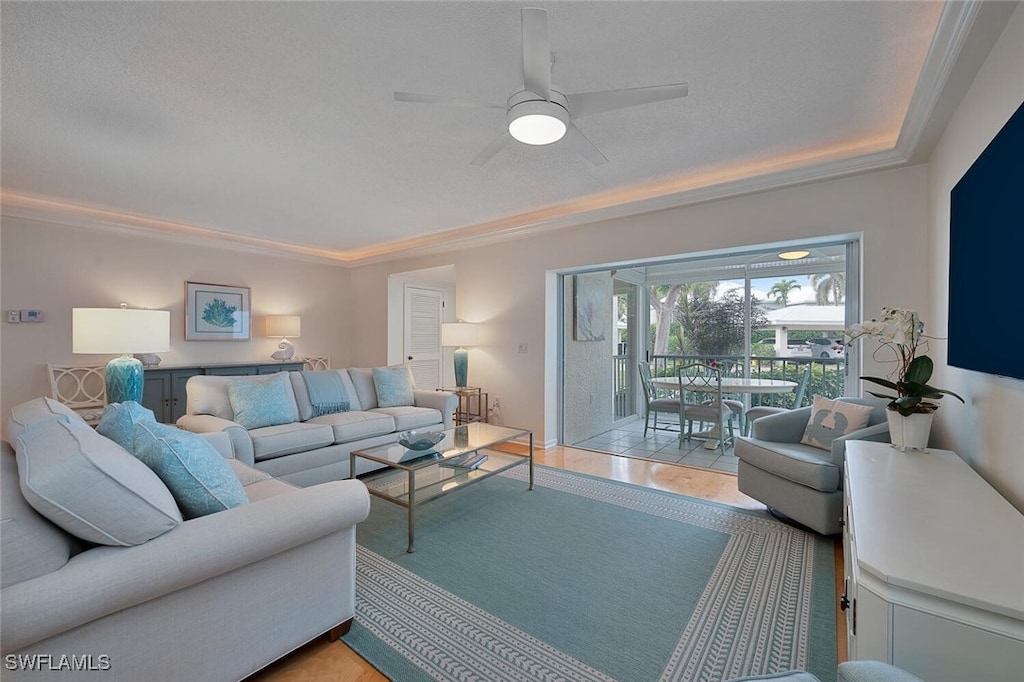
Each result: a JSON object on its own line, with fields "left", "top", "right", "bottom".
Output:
{"left": 350, "top": 422, "right": 534, "bottom": 552}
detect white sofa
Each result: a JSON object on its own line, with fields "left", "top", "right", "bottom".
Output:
{"left": 177, "top": 367, "right": 459, "bottom": 486}
{"left": 2, "top": 397, "right": 370, "bottom": 681}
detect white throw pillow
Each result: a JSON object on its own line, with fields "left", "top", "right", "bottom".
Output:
{"left": 801, "top": 396, "right": 874, "bottom": 451}
{"left": 14, "top": 420, "right": 182, "bottom": 546}
{"left": 7, "top": 397, "right": 89, "bottom": 443}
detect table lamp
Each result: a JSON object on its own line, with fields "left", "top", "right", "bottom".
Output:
{"left": 73, "top": 305, "right": 171, "bottom": 404}
{"left": 266, "top": 315, "right": 301, "bottom": 361}
{"left": 441, "top": 322, "right": 479, "bottom": 388}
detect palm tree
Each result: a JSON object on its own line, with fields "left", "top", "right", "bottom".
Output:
{"left": 766, "top": 279, "right": 802, "bottom": 306}
{"left": 810, "top": 272, "right": 846, "bottom": 305}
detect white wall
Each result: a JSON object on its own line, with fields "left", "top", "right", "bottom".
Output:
{"left": 349, "top": 164, "right": 931, "bottom": 446}
{"left": 926, "top": 3, "right": 1024, "bottom": 510}
{"left": 0, "top": 217, "right": 351, "bottom": 430}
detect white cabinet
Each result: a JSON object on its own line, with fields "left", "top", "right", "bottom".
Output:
{"left": 843, "top": 441, "right": 1024, "bottom": 681}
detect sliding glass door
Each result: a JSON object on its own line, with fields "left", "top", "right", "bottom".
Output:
{"left": 559, "top": 239, "right": 858, "bottom": 447}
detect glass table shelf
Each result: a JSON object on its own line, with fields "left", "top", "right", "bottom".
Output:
{"left": 351, "top": 422, "right": 533, "bottom": 552}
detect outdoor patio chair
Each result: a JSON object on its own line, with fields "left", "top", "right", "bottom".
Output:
{"left": 708, "top": 359, "right": 746, "bottom": 434}
{"left": 678, "top": 362, "right": 737, "bottom": 454}
{"left": 744, "top": 363, "right": 813, "bottom": 435}
{"left": 638, "top": 361, "right": 682, "bottom": 437}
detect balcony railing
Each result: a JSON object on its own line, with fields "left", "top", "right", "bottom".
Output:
{"left": 615, "top": 353, "right": 845, "bottom": 416}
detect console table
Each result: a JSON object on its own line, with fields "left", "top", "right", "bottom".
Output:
{"left": 843, "top": 441, "right": 1024, "bottom": 681}
{"left": 141, "top": 361, "right": 303, "bottom": 423}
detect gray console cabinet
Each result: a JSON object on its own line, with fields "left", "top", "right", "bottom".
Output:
{"left": 142, "top": 362, "right": 303, "bottom": 422}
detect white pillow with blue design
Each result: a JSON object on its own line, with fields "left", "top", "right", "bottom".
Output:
{"left": 372, "top": 364, "right": 416, "bottom": 408}
{"left": 132, "top": 420, "right": 247, "bottom": 518}
{"left": 800, "top": 395, "right": 874, "bottom": 451}
{"left": 97, "top": 401, "right": 157, "bottom": 450}
{"left": 227, "top": 373, "right": 298, "bottom": 430}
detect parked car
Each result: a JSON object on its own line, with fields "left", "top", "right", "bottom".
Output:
{"left": 807, "top": 338, "right": 845, "bottom": 358}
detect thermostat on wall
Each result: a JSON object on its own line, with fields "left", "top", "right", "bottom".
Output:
{"left": 20, "top": 310, "right": 45, "bottom": 322}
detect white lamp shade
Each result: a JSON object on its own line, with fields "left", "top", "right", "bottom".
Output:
{"left": 441, "top": 322, "right": 479, "bottom": 347}
{"left": 265, "top": 315, "right": 301, "bottom": 338}
{"left": 73, "top": 308, "right": 170, "bottom": 354}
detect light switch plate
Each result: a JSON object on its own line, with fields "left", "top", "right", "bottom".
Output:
{"left": 6, "top": 310, "right": 20, "bottom": 323}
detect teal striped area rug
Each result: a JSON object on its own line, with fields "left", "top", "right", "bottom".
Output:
{"left": 344, "top": 466, "right": 836, "bottom": 682}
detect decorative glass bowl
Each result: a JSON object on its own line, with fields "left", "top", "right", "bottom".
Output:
{"left": 398, "top": 430, "right": 445, "bottom": 451}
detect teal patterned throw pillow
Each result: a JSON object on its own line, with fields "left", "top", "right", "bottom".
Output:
{"left": 132, "top": 421, "right": 247, "bottom": 518}
{"left": 227, "top": 373, "right": 296, "bottom": 430}
{"left": 97, "top": 401, "right": 157, "bottom": 451}
{"left": 372, "top": 365, "right": 415, "bottom": 408}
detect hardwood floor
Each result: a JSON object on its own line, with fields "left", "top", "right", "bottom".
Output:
{"left": 251, "top": 444, "right": 844, "bottom": 681}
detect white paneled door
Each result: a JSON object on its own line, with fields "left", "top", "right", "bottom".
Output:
{"left": 404, "top": 285, "right": 443, "bottom": 389}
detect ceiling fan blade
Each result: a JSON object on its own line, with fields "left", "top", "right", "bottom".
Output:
{"left": 521, "top": 8, "right": 552, "bottom": 99}
{"left": 563, "top": 124, "right": 607, "bottom": 166}
{"left": 567, "top": 83, "right": 688, "bottom": 119}
{"left": 394, "top": 92, "right": 504, "bottom": 109}
{"left": 471, "top": 131, "right": 512, "bottom": 166}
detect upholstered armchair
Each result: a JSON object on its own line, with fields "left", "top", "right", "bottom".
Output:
{"left": 734, "top": 397, "right": 890, "bottom": 535}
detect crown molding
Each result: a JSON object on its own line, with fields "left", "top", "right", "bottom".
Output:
{"left": 1, "top": 135, "right": 910, "bottom": 269}
{"left": 0, "top": 192, "right": 350, "bottom": 267}
{"left": 895, "top": 0, "right": 983, "bottom": 159}
{"left": 343, "top": 136, "right": 909, "bottom": 266}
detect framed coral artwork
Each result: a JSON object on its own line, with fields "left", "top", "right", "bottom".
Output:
{"left": 185, "top": 282, "right": 251, "bottom": 341}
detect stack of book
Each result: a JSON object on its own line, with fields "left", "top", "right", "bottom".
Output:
{"left": 440, "top": 451, "right": 488, "bottom": 470}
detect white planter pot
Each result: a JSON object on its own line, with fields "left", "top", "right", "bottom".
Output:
{"left": 887, "top": 409, "right": 935, "bottom": 451}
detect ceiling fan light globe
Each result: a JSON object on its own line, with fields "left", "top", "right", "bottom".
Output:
{"left": 509, "top": 114, "right": 567, "bottom": 145}
{"left": 506, "top": 95, "right": 570, "bottom": 145}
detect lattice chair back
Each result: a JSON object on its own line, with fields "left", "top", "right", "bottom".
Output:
{"left": 303, "top": 356, "right": 331, "bottom": 371}
{"left": 679, "top": 362, "right": 735, "bottom": 454}
{"left": 47, "top": 363, "right": 107, "bottom": 424}
{"left": 638, "top": 361, "right": 657, "bottom": 403}
{"left": 791, "top": 363, "right": 813, "bottom": 408}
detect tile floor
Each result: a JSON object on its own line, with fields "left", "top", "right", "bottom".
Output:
{"left": 572, "top": 417, "right": 740, "bottom": 474}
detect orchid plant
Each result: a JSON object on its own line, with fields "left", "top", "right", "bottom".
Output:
{"left": 844, "top": 307, "right": 964, "bottom": 416}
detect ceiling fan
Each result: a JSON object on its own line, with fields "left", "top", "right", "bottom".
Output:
{"left": 394, "top": 8, "right": 688, "bottom": 166}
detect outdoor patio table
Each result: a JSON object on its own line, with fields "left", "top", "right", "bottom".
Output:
{"left": 651, "top": 377, "right": 797, "bottom": 448}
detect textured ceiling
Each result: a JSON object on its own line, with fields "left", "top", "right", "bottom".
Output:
{"left": 0, "top": 1, "right": 956, "bottom": 262}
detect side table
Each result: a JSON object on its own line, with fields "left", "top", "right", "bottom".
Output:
{"left": 437, "top": 386, "right": 488, "bottom": 425}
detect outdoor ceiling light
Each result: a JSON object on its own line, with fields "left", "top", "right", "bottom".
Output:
{"left": 507, "top": 91, "right": 569, "bottom": 145}
{"left": 778, "top": 250, "right": 811, "bottom": 260}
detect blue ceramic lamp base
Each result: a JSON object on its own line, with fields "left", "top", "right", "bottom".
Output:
{"left": 453, "top": 347, "right": 469, "bottom": 388}
{"left": 105, "top": 355, "right": 145, "bottom": 404}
